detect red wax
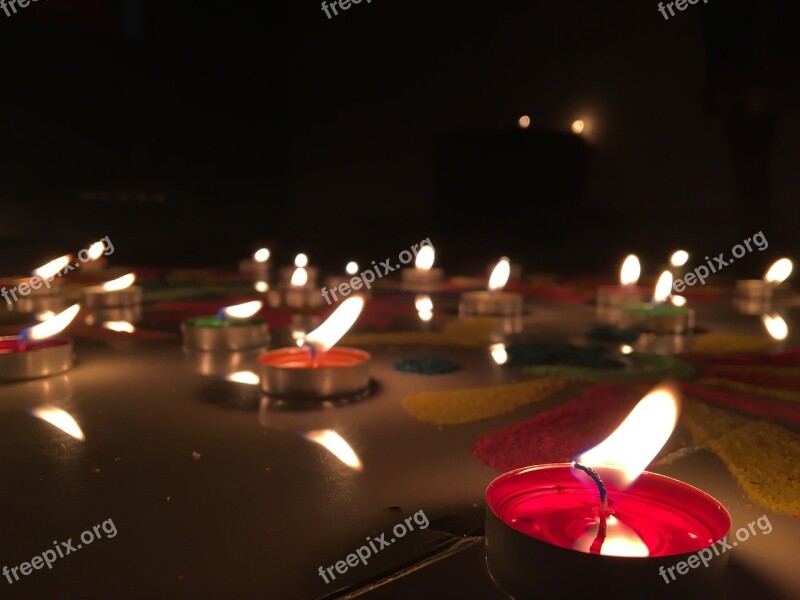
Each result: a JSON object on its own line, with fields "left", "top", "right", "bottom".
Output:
{"left": 258, "top": 347, "right": 369, "bottom": 369}
{"left": 487, "top": 464, "right": 730, "bottom": 558}
{"left": 597, "top": 285, "right": 648, "bottom": 295}
{"left": 0, "top": 339, "right": 68, "bottom": 354}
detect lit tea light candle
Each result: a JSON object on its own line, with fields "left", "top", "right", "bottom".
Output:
{"left": 0, "top": 304, "right": 80, "bottom": 381}
{"left": 621, "top": 271, "right": 694, "bottom": 334}
{"left": 486, "top": 386, "right": 731, "bottom": 599}
{"left": 269, "top": 267, "right": 325, "bottom": 309}
{"left": 460, "top": 257, "right": 523, "bottom": 317}
{"left": 181, "top": 300, "right": 268, "bottom": 351}
{"left": 2, "top": 255, "right": 70, "bottom": 313}
{"left": 736, "top": 258, "right": 793, "bottom": 305}
{"left": 324, "top": 261, "right": 371, "bottom": 303}
{"left": 401, "top": 245, "right": 444, "bottom": 291}
{"left": 239, "top": 247, "right": 271, "bottom": 278}
{"left": 597, "top": 254, "right": 646, "bottom": 310}
{"left": 280, "top": 253, "right": 319, "bottom": 287}
{"left": 259, "top": 296, "right": 370, "bottom": 399}
{"left": 415, "top": 294, "right": 434, "bottom": 322}
{"left": 82, "top": 273, "right": 142, "bottom": 308}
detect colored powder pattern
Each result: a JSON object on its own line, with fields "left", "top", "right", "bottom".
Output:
{"left": 344, "top": 317, "right": 499, "bottom": 348}
{"left": 712, "top": 365, "right": 800, "bottom": 378}
{"left": 702, "top": 368, "right": 800, "bottom": 391}
{"left": 682, "top": 334, "right": 775, "bottom": 355}
{"left": 682, "top": 401, "right": 800, "bottom": 516}
{"left": 526, "top": 352, "right": 695, "bottom": 384}
{"left": 402, "top": 378, "right": 565, "bottom": 425}
{"left": 685, "top": 348, "right": 800, "bottom": 366}
{"left": 393, "top": 356, "right": 461, "bottom": 375}
{"left": 697, "top": 378, "right": 800, "bottom": 404}
{"left": 472, "top": 384, "right": 638, "bottom": 471}
{"left": 681, "top": 383, "right": 800, "bottom": 428}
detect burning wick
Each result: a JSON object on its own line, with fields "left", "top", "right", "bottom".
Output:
{"left": 572, "top": 461, "right": 609, "bottom": 555}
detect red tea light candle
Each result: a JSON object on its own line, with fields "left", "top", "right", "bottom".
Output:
{"left": 597, "top": 254, "right": 647, "bottom": 310}
{"left": 239, "top": 247, "right": 271, "bottom": 279}
{"left": 401, "top": 245, "right": 444, "bottom": 291}
{"left": 736, "top": 258, "right": 793, "bottom": 306}
{"left": 486, "top": 386, "right": 731, "bottom": 599}
{"left": 622, "top": 271, "right": 694, "bottom": 334}
{"left": 0, "top": 304, "right": 80, "bottom": 382}
{"left": 259, "top": 296, "right": 370, "bottom": 399}
{"left": 82, "top": 273, "right": 142, "bottom": 308}
{"left": 460, "top": 257, "right": 522, "bottom": 317}
{"left": 181, "top": 300, "right": 268, "bottom": 351}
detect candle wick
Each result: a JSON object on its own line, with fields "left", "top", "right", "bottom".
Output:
{"left": 301, "top": 341, "right": 319, "bottom": 367}
{"left": 572, "top": 462, "right": 607, "bottom": 504}
{"left": 573, "top": 461, "right": 609, "bottom": 555}
{"left": 216, "top": 308, "right": 227, "bottom": 322}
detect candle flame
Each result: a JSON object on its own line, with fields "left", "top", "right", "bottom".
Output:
{"left": 291, "top": 267, "right": 308, "bottom": 287}
{"left": 102, "top": 321, "right": 135, "bottom": 333}
{"left": 23, "top": 304, "right": 80, "bottom": 340}
{"left": 87, "top": 241, "right": 106, "bottom": 260}
{"left": 254, "top": 281, "right": 269, "bottom": 292}
{"left": 571, "top": 119, "right": 585, "bottom": 135}
{"left": 304, "top": 430, "right": 362, "bottom": 471}
{"left": 226, "top": 371, "right": 260, "bottom": 385}
{"left": 222, "top": 300, "right": 262, "bottom": 319}
{"left": 577, "top": 386, "right": 679, "bottom": 482}
{"left": 31, "top": 406, "right": 85, "bottom": 441}
{"left": 101, "top": 273, "right": 136, "bottom": 292}
{"left": 671, "top": 295, "right": 687, "bottom": 307}
{"left": 762, "top": 313, "right": 788, "bottom": 341}
{"left": 33, "top": 255, "right": 70, "bottom": 280}
{"left": 670, "top": 250, "right": 689, "bottom": 267}
{"left": 304, "top": 296, "right": 364, "bottom": 354}
{"left": 35, "top": 310, "right": 56, "bottom": 322}
{"left": 346, "top": 261, "right": 359, "bottom": 275}
{"left": 415, "top": 294, "right": 433, "bottom": 322}
{"left": 254, "top": 248, "right": 270, "bottom": 263}
{"left": 295, "top": 253, "right": 309, "bottom": 268}
{"left": 488, "top": 257, "right": 511, "bottom": 291}
{"left": 764, "top": 258, "right": 792, "bottom": 284}
{"left": 490, "top": 343, "right": 508, "bottom": 365}
{"left": 415, "top": 245, "right": 435, "bottom": 271}
{"left": 619, "top": 255, "right": 640, "bottom": 286}
{"left": 652, "top": 270, "right": 673, "bottom": 304}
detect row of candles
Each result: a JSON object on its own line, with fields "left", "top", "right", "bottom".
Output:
{"left": 3, "top": 243, "right": 793, "bottom": 596}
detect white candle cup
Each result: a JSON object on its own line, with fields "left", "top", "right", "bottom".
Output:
{"left": 401, "top": 268, "right": 444, "bottom": 291}
{"left": 735, "top": 279, "right": 791, "bottom": 303}
{"left": 268, "top": 285, "right": 326, "bottom": 310}
{"left": 459, "top": 291, "right": 523, "bottom": 318}
{"left": 239, "top": 258, "right": 270, "bottom": 280}
{"left": 596, "top": 285, "right": 647, "bottom": 309}
{"left": 82, "top": 285, "right": 143, "bottom": 308}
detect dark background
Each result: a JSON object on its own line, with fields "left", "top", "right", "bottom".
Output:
{"left": 1, "top": 0, "right": 798, "bottom": 277}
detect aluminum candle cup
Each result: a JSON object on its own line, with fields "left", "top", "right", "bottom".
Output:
{"left": 401, "top": 268, "right": 444, "bottom": 291}
{"left": 181, "top": 317, "right": 269, "bottom": 352}
{"left": 0, "top": 337, "right": 73, "bottom": 381}
{"left": 183, "top": 347, "right": 263, "bottom": 377}
{"left": 735, "top": 280, "right": 791, "bottom": 303}
{"left": 268, "top": 286, "right": 325, "bottom": 310}
{"left": 621, "top": 304, "right": 694, "bottom": 335}
{"left": 597, "top": 285, "right": 647, "bottom": 309}
{"left": 258, "top": 347, "right": 371, "bottom": 399}
{"left": 82, "top": 285, "right": 143, "bottom": 308}
{"left": 486, "top": 465, "right": 731, "bottom": 600}
{"left": 459, "top": 291, "right": 522, "bottom": 317}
